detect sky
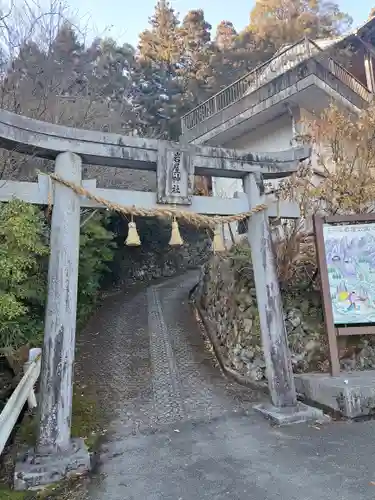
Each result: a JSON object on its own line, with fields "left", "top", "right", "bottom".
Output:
{"left": 66, "top": 0, "right": 374, "bottom": 47}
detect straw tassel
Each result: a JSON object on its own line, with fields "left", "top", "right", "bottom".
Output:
{"left": 212, "top": 225, "right": 226, "bottom": 253}
{"left": 169, "top": 216, "right": 184, "bottom": 246}
{"left": 125, "top": 214, "right": 141, "bottom": 246}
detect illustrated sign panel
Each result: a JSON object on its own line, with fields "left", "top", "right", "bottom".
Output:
{"left": 323, "top": 222, "right": 375, "bottom": 325}
{"left": 157, "top": 145, "right": 194, "bottom": 205}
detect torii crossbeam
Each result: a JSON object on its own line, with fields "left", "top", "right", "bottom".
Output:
{"left": 0, "top": 108, "right": 308, "bottom": 178}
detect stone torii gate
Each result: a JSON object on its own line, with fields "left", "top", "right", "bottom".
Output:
{"left": 0, "top": 109, "right": 320, "bottom": 489}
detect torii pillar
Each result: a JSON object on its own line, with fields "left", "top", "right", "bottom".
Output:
{"left": 14, "top": 152, "right": 91, "bottom": 491}
{"left": 244, "top": 172, "right": 326, "bottom": 425}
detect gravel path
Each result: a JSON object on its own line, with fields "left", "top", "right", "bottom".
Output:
{"left": 75, "top": 271, "right": 263, "bottom": 436}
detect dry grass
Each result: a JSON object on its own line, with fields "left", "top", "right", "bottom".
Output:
{"left": 273, "top": 223, "right": 317, "bottom": 288}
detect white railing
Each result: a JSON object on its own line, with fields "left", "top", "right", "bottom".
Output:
{"left": 0, "top": 348, "right": 42, "bottom": 455}
{"left": 181, "top": 38, "right": 372, "bottom": 133}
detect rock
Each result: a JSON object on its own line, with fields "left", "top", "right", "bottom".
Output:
{"left": 288, "top": 324, "right": 304, "bottom": 339}
{"left": 116, "top": 220, "right": 210, "bottom": 284}
{"left": 252, "top": 356, "right": 265, "bottom": 368}
{"left": 287, "top": 308, "right": 302, "bottom": 328}
{"left": 240, "top": 349, "right": 254, "bottom": 363}
{"left": 355, "top": 342, "right": 375, "bottom": 370}
{"left": 305, "top": 339, "right": 320, "bottom": 352}
{"left": 248, "top": 366, "right": 265, "bottom": 381}
{"left": 233, "top": 345, "right": 242, "bottom": 357}
{"left": 242, "top": 318, "right": 253, "bottom": 334}
{"left": 340, "top": 355, "right": 356, "bottom": 371}
{"left": 300, "top": 318, "right": 320, "bottom": 333}
{"left": 299, "top": 299, "right": 310, "bottom": 314}
{"left": 239, "top": 293, "right": 252, "bottom": 307}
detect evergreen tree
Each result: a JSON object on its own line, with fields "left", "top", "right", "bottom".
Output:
{"left": 249, "top": 0, "right": 352, "bottom": 49}
{"left": 215, "top": 20, "right": 237, "bottom": 51}
{"left": 130, "top": 58, "right": 182, "bottom": 139}
{"left": 48, "top": 21, "right": 85, "bottom": 96}
{"left": 4, "top": 41, "right": 47, "bottom": 114}
{"left": 135, "top": 0, "right": 183, "bottom": 139}
{"left": 209, "top": 27, "right": 272, "bottom": 91}
{"left": 179, "top": 9, "right": 213, "bottom": 107}
{"left": 180, "top": 9, "right": 211, "bottom": 55}
{"left": 138, "top": 0, "right": 181, "bottom": 65}
{"left": 5, "top": 22, "right": 87, "bottom": 120}
{"left": 89, "top": 38, "right": 134, "bottom": 99}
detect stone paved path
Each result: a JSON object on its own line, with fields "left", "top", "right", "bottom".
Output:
{"left": 72, "top": 272, "right": 375, "bottom": 500}
{"left": 75, "top": 271, "right": 263, "bottom": 438}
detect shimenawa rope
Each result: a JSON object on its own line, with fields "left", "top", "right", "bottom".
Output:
{"left": 45, "top": 172, "right": 269, "bottom": 229}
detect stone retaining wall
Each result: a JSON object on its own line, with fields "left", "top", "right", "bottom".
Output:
{"left": 193, "top": 249, "right": 329, "bottom": 382}
{"left": 194, "top": 246, "right": 375, "bottom": 381}
{"left": 110, "top": 217, "right": 211, "bottom": 284}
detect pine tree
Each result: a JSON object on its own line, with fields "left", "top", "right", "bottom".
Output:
{"left": 138, "top": 0, "right": 181, "bottom": 66}
{"left": 135, "top": 0, "right": 184, "bottom": 139}
{"left": 130, "top": 58, "right": 183, "bottom": 139}
{"left": 84, "top": 37, "right": 136, "bottom": 129}
{"left": 85, "top": 38, "right": 125, "bottom": 100}
{"left": 210, "top": 21, "right": 246, "bottom": 90}
{"left": 178, "top": 9, "right": 213, "bottom": 107}
{"left": 49, "top": 21, "right": 85, "bottom": 96}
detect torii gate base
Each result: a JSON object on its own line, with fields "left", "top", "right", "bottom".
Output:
{"left": 0, "top": 110, "right": 326, "bottom": 490}
{"left": 14, "top": 439, "right": 90, "bottom": 491}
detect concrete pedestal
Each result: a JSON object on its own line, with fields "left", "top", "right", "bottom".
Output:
{"left": 295, "top": 370, "right": 375, "bottom": 419}
{"left": 14, "top": 438, "right": 91, "bottom": 491}
{"left": 254, "top": 401, "right": 328, "bottom": 426}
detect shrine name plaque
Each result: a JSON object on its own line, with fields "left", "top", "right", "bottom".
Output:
{"left": 157, "top": 144, "right": 194, "bottom": 205}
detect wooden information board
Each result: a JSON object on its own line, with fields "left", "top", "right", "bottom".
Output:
{"left": 314, "top": 214, "right": 375, "bottom": 375}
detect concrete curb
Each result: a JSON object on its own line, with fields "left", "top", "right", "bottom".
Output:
{"left": 192, "top": 301, "right": 269, "bottom": 394}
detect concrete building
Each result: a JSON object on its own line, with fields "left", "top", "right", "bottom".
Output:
{"left": 180, "top": 18, "right": 375, "bottom": 243}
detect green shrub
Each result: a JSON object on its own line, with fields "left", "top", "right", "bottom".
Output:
{"left": 77, "top": 211, "right": 116, "bottom": 326}
{"left": 0, "top": 201, "right": 116, "bottom": 351}
{"left": 0, "top": 199, "right": 48, "bottom": 351}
